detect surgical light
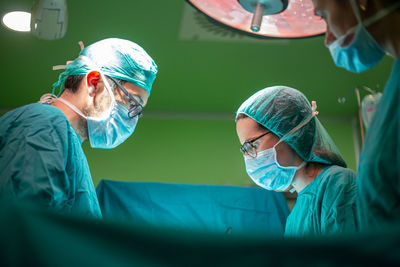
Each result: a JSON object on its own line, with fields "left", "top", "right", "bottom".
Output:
{"left": 187, "top": 0, "right": 326, "bottom": 38}
{"left": 238, "top": 0, "right": 288, "bottom": 32}
{"left": 2, "top": 11, "right": 31, "bottom": 32}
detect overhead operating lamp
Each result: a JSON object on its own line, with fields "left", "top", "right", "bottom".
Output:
{"left": 238, "top": 0, "right": 288, "bottom": 32}
{"left": 1, "top": 0, "right": 68, "bottom": 40}
{"left": 187, "top": 0, "right": 326, "bottom": 38}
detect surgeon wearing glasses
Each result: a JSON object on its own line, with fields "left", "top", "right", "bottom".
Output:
{"left": 0, "top": 38, "right": 158, "bottom": 218}
{"left": 236, "top": 86, "right": 358, "bottom": 237}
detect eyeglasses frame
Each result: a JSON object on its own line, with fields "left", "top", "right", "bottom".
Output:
{"left": 240, "top": 131, "right": 272, "bottom": 158}
{"left": 108, "top": 76, "right": 144, "bottom": 118}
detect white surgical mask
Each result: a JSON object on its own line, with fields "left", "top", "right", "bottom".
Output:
{"left": 245, "top": 144, "right": 306, "bottom": 191}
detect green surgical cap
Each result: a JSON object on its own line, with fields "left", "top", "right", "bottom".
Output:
{"left": 236, "top": 86, "right": 346, "bottom": 167}
{"left": 53, "top": 38, "right": 158, "bottom": 97}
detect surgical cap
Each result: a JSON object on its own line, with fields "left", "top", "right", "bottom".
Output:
{"left": 236, "top": 86, "right": 346, "bottom": 167}
{"left": 53, "top": 38, "right": 158, "bottom": 97}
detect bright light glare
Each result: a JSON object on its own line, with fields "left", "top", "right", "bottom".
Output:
{"left": 2, "top": 11, "right": 31, "bottom": 32}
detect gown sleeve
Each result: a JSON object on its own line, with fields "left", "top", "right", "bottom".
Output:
{"left": 0, "top": 110, "right": 72, "bottom": 211}
{"left": 321, "top": 169, "right": 358, "bottom": 234}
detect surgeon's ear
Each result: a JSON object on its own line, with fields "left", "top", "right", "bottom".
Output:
{"left": 86, "top": 71, "right": 101, "bottom": 97}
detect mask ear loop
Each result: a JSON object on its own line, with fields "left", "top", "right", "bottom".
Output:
{"left": 350, "top": 0, "right": 363, "bottom": 24}
{"left": 74, "top": 54, "right": 116, "bottom": 104}
{"left": 350, "top": 0, "right": 400, "bottom": 28}
{"left": 41, "top": 41, "right": 117, "bottom": 120}
{"left": 99, "top": 72, "right": 116, "bottom": 103}
{"left": 289, "top": 102, "right": 317, "bottom": 193}
{"left": 49, "top": 69, "right": 113, "bottom": 121}
{"left": 275, "top": 101, "right": 319, "bottom": 147}
{"left": 272, "top": 101, "right": 319, "bottom": 171}
{"left": 339, "top": 0, "right": 400, "bottom": 41}
{"left": 59, "top": 52, "right": 116, "bottom": 120}
{"left": 56, "top": 97, "right": 87, "bottom": 118}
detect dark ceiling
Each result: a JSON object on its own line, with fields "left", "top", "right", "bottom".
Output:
{"left": 0, "top": 0, "right": 394, "bottom": 117}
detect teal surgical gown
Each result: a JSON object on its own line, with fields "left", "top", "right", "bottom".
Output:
{"left": 357, "top": 58, "right": 400, "bottom": 230}
{"left": 284, "top": 165, "right": 358, "bottom": 237}
{"left": 0, "top": 103, "right": 101, "bottom": 218}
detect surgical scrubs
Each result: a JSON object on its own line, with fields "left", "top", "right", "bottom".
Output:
{"left": 285, "top": 165, "right": 358, "bottom": 237}
{"left": 0, "top": 103, "right": 101, "bottom": 218}
{"left": 357, "top": 58, "right": 400, "bottom": 230}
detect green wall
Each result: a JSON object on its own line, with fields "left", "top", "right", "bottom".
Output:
{"left": 83, "top": 115, "right": 358, "bottom": 187}
{"left": 84, "top": 116, "right": 249, "bottom": 187}
{"left": 321, "top": 118, "right": 358, "bottom": 171}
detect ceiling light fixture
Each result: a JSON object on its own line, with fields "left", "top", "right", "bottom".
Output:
{"left": 1, "top": 0, "right": 68, "bottom": 40}
{"left": 2, "top": 11, "right": 31, "bottom": 32}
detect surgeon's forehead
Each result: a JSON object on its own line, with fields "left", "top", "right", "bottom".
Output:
{"left": 236, "top": 117, "right": 266, "bottom": 143}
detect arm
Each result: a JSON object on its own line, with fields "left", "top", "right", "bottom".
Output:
{"left": 321, "top": 170, "right": 359, "bottom": 234}
{"left": 4, "top": 118, "right": 71, "bottom": 211}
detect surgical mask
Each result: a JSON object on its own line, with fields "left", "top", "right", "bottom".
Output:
{"left": 245, "top": 145, "right": 306, "bottom": 191}
{"left": 327, "top": 0, "right": 400, "bottom": 73}
{"left": 244, "top": 101, "right": 318, "bottom": 191}
{"left": 57, "top": 72, "right": 138, "bottom": 149}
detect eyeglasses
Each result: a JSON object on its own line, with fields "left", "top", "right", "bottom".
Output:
{"left": 108, "top": 77, "right": 144, "bottom": 118}
{"left": 240, "top": 131, "right": 271, "bottom": 158}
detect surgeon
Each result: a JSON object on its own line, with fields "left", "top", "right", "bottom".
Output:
{"left": 0, "top": 38, "right": 158, "bottom": 218}
{"left": 236, "top": 86, "right": 358, "bottom": 236}
{"left": 312, "top": 0, "right": 400, "bottom": 230}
